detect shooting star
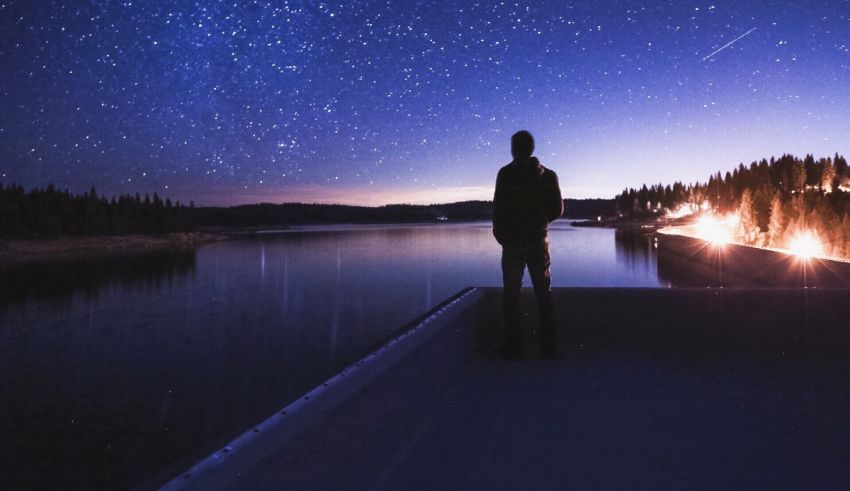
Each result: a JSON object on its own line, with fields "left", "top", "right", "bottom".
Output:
{"left": 702, "top": 27, "right": 757, "bottom": 61}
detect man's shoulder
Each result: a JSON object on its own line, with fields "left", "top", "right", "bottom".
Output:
{"left": 540, "top": 165, "right": 559, "bottom": 180}
{"left": 496, "top": 162, "right": 515, "bottom": 181}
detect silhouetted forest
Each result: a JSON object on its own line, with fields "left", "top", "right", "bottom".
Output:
{"left": 0, "top": 181, "right": 612, "bottom": 239}
{"left": 192, "top": 200, "right": 495, "bottom": 227}
{"left": 193, "top": 198, "right": 612, "bottom": 227}
{"left": 559, "top": 198, "right": 617, "bottom": 219}
{"left": 616, "top": 153, "right": 850, "bottom": 257}
{"left": 0, "top": 184, "right": 194, "bottom": 238}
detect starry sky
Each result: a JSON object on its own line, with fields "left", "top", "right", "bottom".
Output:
{"left": 1, "top": 1, "right": 849, "bottom": 206}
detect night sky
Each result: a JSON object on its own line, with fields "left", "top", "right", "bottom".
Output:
{"left": 1, "top": 1, "right": 849, "bottom": 206}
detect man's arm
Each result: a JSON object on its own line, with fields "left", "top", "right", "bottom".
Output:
{"left": 546, "top": 172, "right": 564, "bottom": 222}
{"left": 493, "top": 169, "right": 505, "bottom": 243}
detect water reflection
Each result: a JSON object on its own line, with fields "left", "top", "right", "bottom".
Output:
{"left": 0, "top": 249, "right": 196, "bottom": 309}
{"left": 0, "top": 222, "right": 662, "bottom": 488}
{"left": 614, "top": 228, "right": 658, "bottom": 277}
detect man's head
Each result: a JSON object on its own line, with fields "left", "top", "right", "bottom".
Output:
{"left": 511, "top": 130, "right": 535, "bottom": 158}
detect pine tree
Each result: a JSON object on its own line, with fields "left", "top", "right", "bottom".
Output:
{"left": 736, "top": 189, "right": 758, "bottom": 245}
{"left": 821, "top": 158, "right": 836, "bottom": 193}
{"left": 841, "top": 214, "right": 850, "bottom": 259}
{"left": 804, "top": 154, "right": 818, "bottom": 187}
{"left": 834, "top": 153, "right": 848, "bottom": 183}
{"left": 790, "top": 160, "right": 807, "bottom": 192}
{"left": 767, "top": 194, "right": 784, "bottom": 248}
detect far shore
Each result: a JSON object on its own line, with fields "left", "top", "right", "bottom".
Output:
{"left": 0, "top": 232, "right": 226, "bottom": 265}
{"left": 570, "top": 215, "right": 695, "bottom": 232}
{"left": 0, "top": 222, "right": 467, "bottom": 264}
{"left": 0, "top": 217, "right": 664, "bottom": 265}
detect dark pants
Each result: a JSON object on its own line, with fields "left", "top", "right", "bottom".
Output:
{"left": 501, "top": 240, "right": 556, "bottom": 354}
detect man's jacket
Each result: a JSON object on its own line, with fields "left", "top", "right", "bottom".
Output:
{"left": 493, "top": 157, "right": 564, "bottom": 245}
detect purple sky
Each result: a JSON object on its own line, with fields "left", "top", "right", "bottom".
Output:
{"left": 2, "top": 1, "right": 849, "bottom": 205}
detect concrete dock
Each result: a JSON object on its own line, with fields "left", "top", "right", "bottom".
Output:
{"left": 159, "top": 288, "right": 850, "bottom": 490}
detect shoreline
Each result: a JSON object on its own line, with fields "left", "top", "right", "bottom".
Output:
{"left": 0, "top": 218, "right": 656, "bottom": 265}
{"left": 570, "top": 215, "right": 694, "bottom": 232}
{"left": 0, "top": 232, "right": 226, "bottom": 265}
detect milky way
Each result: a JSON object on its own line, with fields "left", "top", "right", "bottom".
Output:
{"left": 1, "top": 1, "right": 849, "bottom": 205}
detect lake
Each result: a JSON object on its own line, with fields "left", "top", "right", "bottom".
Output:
{"left": 0, "top": 221, "right": 664, "bottom": 488}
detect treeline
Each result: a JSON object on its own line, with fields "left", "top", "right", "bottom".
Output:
{"left": 1, "top": 180, "right": 616, "bottom": 239}
{"left": 616, "top": 153, "right": 850, "bottom": 257}
{"left": 560, "top": 198, "right": 616, "bottom": 219}
{"left": 193, "top": 198, "right": 613, "bottom": 227}
{"left": 192, "top": 200, "right": 494, "bottom": 227}
{"left": 0, "top": 184, "right": 194, "bottom": 238}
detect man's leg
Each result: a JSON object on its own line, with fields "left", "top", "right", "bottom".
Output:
{"left": 501, "top": 245, "right": 525, "bottom": 356}
{"left": 527, "top": 240, "right": 556, "bottom": 355}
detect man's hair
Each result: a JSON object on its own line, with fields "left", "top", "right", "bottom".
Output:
{"left": 511, "top": 130, "right": 535, "bottom": 158}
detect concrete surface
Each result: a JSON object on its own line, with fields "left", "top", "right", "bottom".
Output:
{"left": 164, "top": 288, "right": 850, "bottom": 490}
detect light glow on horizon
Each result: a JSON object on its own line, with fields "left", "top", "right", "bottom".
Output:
{"left": 694, "top": 213, "right": 736, "bottom": 246}
{"left": 666, "top": 203, "right": 698, "bottom": 219}
{"left": 788, "top": 231, "right": 824, "bottom": 260}
{"left": 190, "top": 184, "right": 497, "bottom": 207}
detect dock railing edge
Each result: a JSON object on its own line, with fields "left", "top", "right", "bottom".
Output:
{"left": 152, "top": 287, "right": 482, "bottom": 491}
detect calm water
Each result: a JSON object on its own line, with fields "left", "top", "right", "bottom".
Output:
{"left": 0, "top": 221, "right": 662, "bottom": 488}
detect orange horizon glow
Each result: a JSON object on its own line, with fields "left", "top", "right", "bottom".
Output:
{"left": 158, "top": 184, "right": 496, "bottom": 207}
{"left": 788, "top": 231, "right": 825, "bottom": 260}
{"left": 693, "top": 214, "right": 736, "bottom": 246}
{"left": 168, "top": 183, "right": 600, "bottom": 207}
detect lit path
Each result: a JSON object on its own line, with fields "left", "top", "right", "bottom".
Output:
{"left": 161, "top": 288, "right": 850, "bottom": 490}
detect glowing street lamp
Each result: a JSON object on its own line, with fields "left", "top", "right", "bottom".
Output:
{"left": 695, "top": 215, "right": 732, "bottom": 246}
{"left": 788, "top": 232, "right": 824, "bottom": 259}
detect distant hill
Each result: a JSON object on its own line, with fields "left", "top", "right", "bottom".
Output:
{"left": 562, "top": 198, "right": 617, "bottom": 219}
{"left": 194, "top": 198, "right": 616, "bottom": 228}
{"left": 192, "top": 200, "right": 495, "bottom": 227}
{"left": 0, "top": 181, "right": 616, "bottom": 238}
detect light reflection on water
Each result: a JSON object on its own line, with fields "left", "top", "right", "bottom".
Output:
{"left": 0, "top": 221, "right": 660, "bottom": 488}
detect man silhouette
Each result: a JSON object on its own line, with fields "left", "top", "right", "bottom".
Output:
{"left": 493, "top": 130, "right": 563, "bottom": 358}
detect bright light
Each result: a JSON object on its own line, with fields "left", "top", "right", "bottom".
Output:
{"left": 788, "top": 232, "right": 824, "bottom": 259}
{"left": 695, "top": 214, "right": 732, "bottom": 245}
{"left": 666, "top": 203, "right": 697, "bottom": 219}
